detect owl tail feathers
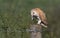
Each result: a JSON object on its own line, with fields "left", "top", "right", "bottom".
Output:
{"left": 40, "top": 23, "right": 47, "bottom": 28}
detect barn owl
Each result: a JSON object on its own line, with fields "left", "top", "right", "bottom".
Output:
{"left": 31, "top": 8, "right": 48, "bottom": 28}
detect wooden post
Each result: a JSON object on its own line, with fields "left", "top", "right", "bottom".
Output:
{"left": 30, "top": 24, "right": 42, "bottom": 38}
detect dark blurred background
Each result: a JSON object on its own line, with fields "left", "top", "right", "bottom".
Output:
{"left": 0, "top": 0, "right": 60, "bottom": 38}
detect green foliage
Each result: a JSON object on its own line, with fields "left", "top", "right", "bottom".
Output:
{"left": 0, "top": 0, "right": 60, "bottom": 38}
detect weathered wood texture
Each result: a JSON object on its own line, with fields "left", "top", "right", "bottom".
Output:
{"left": 30, "top": 24, "right": 42, "bottom": 38}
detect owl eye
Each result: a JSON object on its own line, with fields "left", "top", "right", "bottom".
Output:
{"left": 33, "top": 12, "right": 35, "bottom": 14}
